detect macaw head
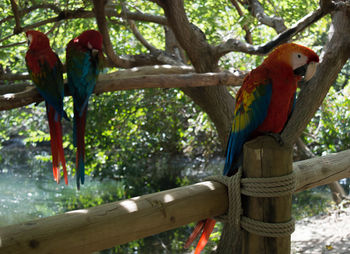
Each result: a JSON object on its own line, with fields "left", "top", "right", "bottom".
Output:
{"left": 266, "top": 43, "right": 320, "bottom": 81}
{"left": 73, "top": 30, "right": 103, "bottom": 55}
{"left": 25, "top": 30, "right": 50, "bottom": 51}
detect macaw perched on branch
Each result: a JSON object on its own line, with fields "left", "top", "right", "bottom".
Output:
{"left": 66, "top": 30, "right": 103, "bottom": 189}
{"left": 185, "top": 43, "right": 319, "bottom": 253}
{"left": 25, "top": 30, "right": 69, "bottom": 185}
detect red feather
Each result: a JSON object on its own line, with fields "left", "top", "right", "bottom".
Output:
{"left": 184, "top": 219, "right": 216, "bottom": 253}
{"left": 47, "top": 104, "right": 68, "bottom": 184}
{"left": 194, "top": 219, "right": 216, "bottom": 254}
{"left": 184, "top": 220, "right": 206, "bottom": 249}
{"left": 47, "top": 106, "right": 59, "bottom": 182}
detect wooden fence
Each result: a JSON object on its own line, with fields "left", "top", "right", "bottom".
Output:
{"left": 0, "top": 139, "right": 349, "bottom": 254}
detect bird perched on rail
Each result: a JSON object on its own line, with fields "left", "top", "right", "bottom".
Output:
{"left": 25, "top": 30, "right": 69, "bottom": 185}
{"left": 66, "top": 30, "right": 103, "bottom": 189}
{"left": 185, "top": 42, "right": 319, "bottom": 253}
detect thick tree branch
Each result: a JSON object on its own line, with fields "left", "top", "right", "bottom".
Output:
{"left": 247, "top": 0, "right": 287, "bottom": 33}
{"left": 215, "top": 1, "right": 336, "bottom": 57}
{"left": 10, "top": 0, "right": 21, "bottom": 34}
{"left": 0, "top": 67, "right": 245, "bottom": 111}
{"left": 281, "top": 5, "right": 350, "bottom": 145}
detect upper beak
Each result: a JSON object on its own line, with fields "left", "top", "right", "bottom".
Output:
{"left": 293, "top": 61, "right": 318, "bottom": 81}
{"left": 92, "top": 49, "right": 99, "bottom": 57}
{"left": 304, "top": 61, "right": 318, "bottom": 81}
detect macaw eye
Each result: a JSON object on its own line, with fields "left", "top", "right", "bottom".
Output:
{"left": 297, "top": 54, "right": 301, "bottom": 58}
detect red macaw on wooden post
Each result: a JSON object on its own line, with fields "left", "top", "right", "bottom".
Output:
{"left": 185, "top": 43, "right": 319, "bottom": 253}
{"left": 25, "top": 30, "right": 69, "bottom": 185}
{"left": 66, "top": 30, "right": 103, "bottom": 189}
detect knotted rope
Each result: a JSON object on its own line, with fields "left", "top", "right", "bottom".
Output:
{"left": 205, "top": 169, "right": 296, "bottom": 237}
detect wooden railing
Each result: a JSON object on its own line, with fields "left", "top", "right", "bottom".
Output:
{"left": 0, "top": 147, "right": 349, "bottom": 254}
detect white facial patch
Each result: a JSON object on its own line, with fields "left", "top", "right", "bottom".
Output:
{"left": 27, "top": 34, "right": 33, "bottom": 46}
{"left": 291, "top": 52, "right": 308, "bottom": 70}
{"left": 87, "top": 42, "right": 93, "bottom": 49}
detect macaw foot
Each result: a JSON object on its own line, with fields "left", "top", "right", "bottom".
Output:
{"left": 265, "top": 132, "right": 284, "bottom": 146}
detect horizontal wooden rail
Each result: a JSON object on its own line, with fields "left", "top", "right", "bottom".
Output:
{"left": 0, "top": 149, "right": 349, "bottom": 253}
{"left": 294, "top": 149, "right": 350, "bottom": 192}
{"left": 0, "top": 181, "right": 228, "bottom": 254}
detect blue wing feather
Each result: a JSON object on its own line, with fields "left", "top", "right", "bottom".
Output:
{"left": 223, "top": 82, "right": 272, "bottom": 176}
{"left": 66, "top": 44, "right": 101, "bottom": 116}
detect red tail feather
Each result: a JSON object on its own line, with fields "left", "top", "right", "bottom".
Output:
{"left": 47, "top": 105, "right": 68, "bottom": 184}
{"left": 194, "top": 219, "right": 216, "bottom": 254}
{"left": 185, "top": 218, "right": 216, "bottom": 254}
{"left": 54, "top": 119, "right": 68, "bottom": 185}
{"left": 47, "top": 106, "right": 59, "bottom": 183}
{"left": 184, "top": 220, "right": 206, "bottom": 249}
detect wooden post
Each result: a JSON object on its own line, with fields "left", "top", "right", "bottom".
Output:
{"left": 242, "top": 136, "right": 293, "bottom": 254}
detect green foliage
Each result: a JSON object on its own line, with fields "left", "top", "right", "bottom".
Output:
{"left": 304, "top": 80, "right": 350, "bottom": 156}
{"left": 0, "top": 0, "right": 348, "bottom": 253}
{"left": 83, "top": 88, "right": 220, "bottom": 197}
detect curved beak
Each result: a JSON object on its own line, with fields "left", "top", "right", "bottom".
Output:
{"left": 293, "top": 61, "right": 318, "bottom": 81}
{"left": 304, "top": 61, "right": 318, "bottom": 81}
{"left": 92, "top": 49, "right": 99, "bottom": 57}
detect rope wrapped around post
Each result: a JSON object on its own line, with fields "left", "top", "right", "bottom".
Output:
{"left": 205, "top": 169, "right": 296, "bottom": 237}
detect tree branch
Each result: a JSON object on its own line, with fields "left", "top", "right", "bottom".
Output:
{"left": 128, "top": 19, "right": 158, "bottom": 53}
{"left": 10, "top": 0, "right": 22, "bottom": 34}
{"left": 0, "top": 22, "right": 60, "bottom": 49}
{"left": 0, "top": 73, "right": 29, "bottom": 81}
{"left": 93, "top": 0, "right": 136, "bottom": 68}
{"left": 116, "top": 7, "right": 167, "bottom": 25}
{"left": 0, "top": 5, "right": 165, "bottom": 46}
{"left": 281, "top": 5, "right": 350, "bottom": 145}
{"left": 0, "top": 69, "right": 245, "bottom": 111}
{"left": 215, "top": 1, "right": 336, "bottom": 57}
{"left": 126, "top": 19, "right": 184, "bottom": 66}
{"left": 247, "top": 0, "right": 287, "bottom": 33}
{"left": 229, "top": 0, "right": 253, "bottom": 44}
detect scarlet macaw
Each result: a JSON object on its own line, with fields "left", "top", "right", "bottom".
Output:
{"left": 66, "top": 30, "right": 103, "bottom": 189}
{"left": 25, "top": 30, "right": 69, "bottom": 184}
{"left": 185, "top": 43, "right": 319, "bottom": 253}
